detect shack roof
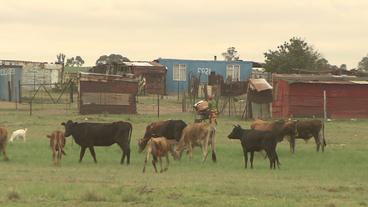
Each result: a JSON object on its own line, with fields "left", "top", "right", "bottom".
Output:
{"left": 248, "top": 78, "right": 273, "bottom": 92}
{"left": 79, "top": 72, "right": 138, "bottom": 82}
{"left": 273, "top": 74, "right": 368, "bottom": 85}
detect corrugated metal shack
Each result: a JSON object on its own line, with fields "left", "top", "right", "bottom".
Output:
{"left": 78, "top": 72, "right": 138, "bottom": 115}
{"left": 272, "top": 74, "right": 368, "bottom": 119}
{"left": 247, "top": 78, "right": 273, "bottom": 119}
{"left": 0, "top": 65, "right": 22, "bottom": 101}
{"left": 0, "top": 60, "right": 63, "bottom": 91}
{"left": 89, "top": 61, "right": 167, "bottom": 95}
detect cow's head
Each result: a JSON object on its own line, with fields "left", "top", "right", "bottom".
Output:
{"left": 285, "top": 121, "right": 298, "bottom": 136}
{"left": 227, "top": 125, "right": 243, "bottom": 139}
{"left": 171, "top": 149, "right": 182, "bottom": 161}
{"left": 138, "top": 138, "right": 145, "bottom": 153}
{"left": 61, "top": 120, "right": 77, "bottom": 137}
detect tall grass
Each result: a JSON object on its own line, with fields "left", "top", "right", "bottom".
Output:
{"left": 1, "top": 100, "right": 368, "bottom": 206}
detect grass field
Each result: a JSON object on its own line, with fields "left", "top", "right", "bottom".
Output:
{"left": 0, "top": 97, "right": 368, "bottom": 207}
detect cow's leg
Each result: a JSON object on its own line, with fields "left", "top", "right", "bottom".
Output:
{"left": 88, "top": 147, "right": 98, "bottom": 163}
{"left": 152, "top": 154, "right": 158, "bottom": 173}
{"left": 318, "top": 129, "right": 325, "bottom": 153}
{"left": 52, "top": 150, "right": 56, "bottom": 165}
{"left": 243, "top": 148, "right": 248, "bottom": 168}
{"left": 250, "top": 151, "right": 255, "bottom": 169}
{"left": 79, "top": 147, "right": 87, "bottom": 163}
{"left": 122, "top": 147, "right": 131, "bottom": 165}
{"left": 313, "top": 134, "right": 321, "bottom": 152}
{"left": 290, "top": 137, "right": 296, "bottom": 153}
{"left": 159, "top": 157, "right": 163, "bottom": 173}
{"left": 163, "top": 154, "right": 169, "bottom": 172}
{"left": 188, "top": 145, "right": 194, "bottom": 162}
{"left": 143, "top": 155, "right": 149, "bottom": 172}
{"left": 1, "top": 142, "right": 9, "bottom": 161}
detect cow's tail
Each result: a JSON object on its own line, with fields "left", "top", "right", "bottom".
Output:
{"left": 128, "top": 123, "right": 133, "bottom": 144}
{"left": 322, "top": 121, "right": 326, "bottom": 146}
{"left": 208, "top": 126, "right": 217, "bottom": 163}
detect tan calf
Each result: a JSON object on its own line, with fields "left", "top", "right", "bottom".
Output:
{"left": 172, "top": 123, "right": 217, "bottom": 163}
{"left": 0, "top": 126, "right": 9, "bottom": 161}
{"left": 143, "top": 137, "right": 177, "bottom": 173}
{"left": 46, "top": 130, "right": 66, "bottom": 166}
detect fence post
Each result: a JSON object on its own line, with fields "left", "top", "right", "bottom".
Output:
{"left": 18, "top": 80, "right": 22, "bottom": 104}
{"left": 8, "top": 81, "right": 11, "bottom": 102}
{"left": 70, "top": 81, "right": 73, "bottom": 103}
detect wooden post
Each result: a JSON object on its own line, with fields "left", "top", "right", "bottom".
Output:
{"left": 8, "top": 81, "right": 11, "bottom": 102}
{"left": 15, "top": 87, "right": 17, "bottom": 110}
{"left": 324, "top": 90, "right": 327, "bottom": 120}
{"left": 157, "top": 94, "right": 160, "bottom": 118}
{"left": 70, "top": 81, "right": 73, "bottom": 103}
{"left": 182, "top": 88, "right": 186, "bottom": 112}
{"left": 19, "top": 80, "right": 22, "bottom": 104}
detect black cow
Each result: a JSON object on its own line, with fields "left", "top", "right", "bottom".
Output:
{"left": 228, "top": 125, "right": 280, "bottom": 169}
{"left": 157, "top": 120, "right": 187, "bottom": 142}
{"left": 61, "top": 120, "right": 132, "bottom": 164}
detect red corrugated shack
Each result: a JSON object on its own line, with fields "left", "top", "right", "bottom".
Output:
{"left": 272, "top": 74, "right": 368, "bottom": 119}
{"left": 78, "top": 72, "right": 138, "bottom": 115}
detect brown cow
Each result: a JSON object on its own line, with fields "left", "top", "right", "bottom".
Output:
{"left": 46, "top": 130, "right": 67, "bottom": 166}
{"left": 251, "top": 119, "right": 297, "bottom": 143}
{"left": 142, "top": 137, "right": 177, "bottom": 173}
{"left": 172, "top": 123, "right": 216, "bottom": 163}
{"left": 284, "top": 120, "right": 326, "bottom": 153}
{"left": 138, "top": 120, "right": 168, "bottom": 153}
{"left": 0, "top": 126, "right": 9, "bottom": 161}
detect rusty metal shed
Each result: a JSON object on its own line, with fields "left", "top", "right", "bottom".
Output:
{"left": 78, "top": 72, "right": 138, "bottom": 115}
{"left": 246, "top": 78, "right": 273, "bottom": 119}
{"left": 89, "top": 61, "right": 167, "bottom": 95}
{"left": 273, "top": 74, "right": 368, "bottom": 119}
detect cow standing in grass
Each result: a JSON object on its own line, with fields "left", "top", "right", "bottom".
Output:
{"left": 172, "top": 123, "right": 216, "bottom": 163}
{"left": 228, "top": 125, "right": 280, "bottom": 169}
{"left": 0, "top": 126, "right": 9, "bottom": 161}
{"left": 143, "top": 137, "right": 177, "bottom": 173}
{"left": 156, "top": 120, "right": 187, "bottom": 142}
{"left": 46, "top": 130, "right": 66, "bottom": 166}
{"left": 285, "top": 120, "right": 326, "bottom": 153}
{"left": 138, "top": 120, "right": 168, "bottom": 153}
{"left": 61, "top": 120, "right": 132, "bottom": 164}
{"left": 251, "top": 119, "right": 297, "bottom": 142}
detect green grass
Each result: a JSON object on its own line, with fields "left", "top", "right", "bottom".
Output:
{"left": 1, "top": 100, "right": 368, "bottom": 206}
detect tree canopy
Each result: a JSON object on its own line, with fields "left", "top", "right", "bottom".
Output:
{"left": 95, "top": 54, "right": 130, "bottom": 65}
{"left": 65, "top": 56, "right": 85, "bottom": 67}
{"left": 222, "top": 47, "right": 240, "bottom": 61}
{"left": 263, "top": 37, "right": 330, "bottom": 74}
{"left": 358, "top": 54, "right": 368, "bottom": 71}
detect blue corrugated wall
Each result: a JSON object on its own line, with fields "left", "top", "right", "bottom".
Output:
{"left": 0, "top": 65, "right": 22, "bottom": 101}
{"left": 158, "top": 59, "right": 253, "bottom": 93}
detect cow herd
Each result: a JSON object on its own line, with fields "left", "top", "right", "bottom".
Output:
{"left": 0, "top": 118, "right": 326, "bottom": 172}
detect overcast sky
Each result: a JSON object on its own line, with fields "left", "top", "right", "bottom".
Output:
{"left": 1, "top": 0, "right": 367, "bottom": 69}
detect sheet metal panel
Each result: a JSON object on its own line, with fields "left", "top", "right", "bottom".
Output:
{"left": 78, "top": 72, "right": 138, "bottom": 115}
{"left": 0, "top": 65, "right": 22, "bottom": 101}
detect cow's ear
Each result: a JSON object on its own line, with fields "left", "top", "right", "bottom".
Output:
{"left": 61, "top": 122, "right": 65, "bottom": 126}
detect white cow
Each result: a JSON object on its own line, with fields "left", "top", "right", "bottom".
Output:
{"left": 9, "top": 128, "right": 28, "bottom": 142}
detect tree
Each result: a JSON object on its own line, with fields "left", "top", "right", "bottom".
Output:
{"left": 221, "top": 47, "right": 240, "bottom": 61}
{"left": 75, "top": 56, "right": 85, "bottom": 67}
{"left": 65, "top": 57, "right": 75, "bottom": 67}
{"left": 56, "top": 53, "right": 65, "bottom": 65}
{"left": 340, "top": 64, "right": 347, "bottom": 70}
{"left": 65, "top": 56, "right": 85, "bottom": 67}
{"left": 263, "top": 37, "right": 330, "bottom": 74}
{"left": 358, "top": 54, "right": 368, "bottom": 71}
{"left": 95, "top": 54, "right": 130, "bottom": 65}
